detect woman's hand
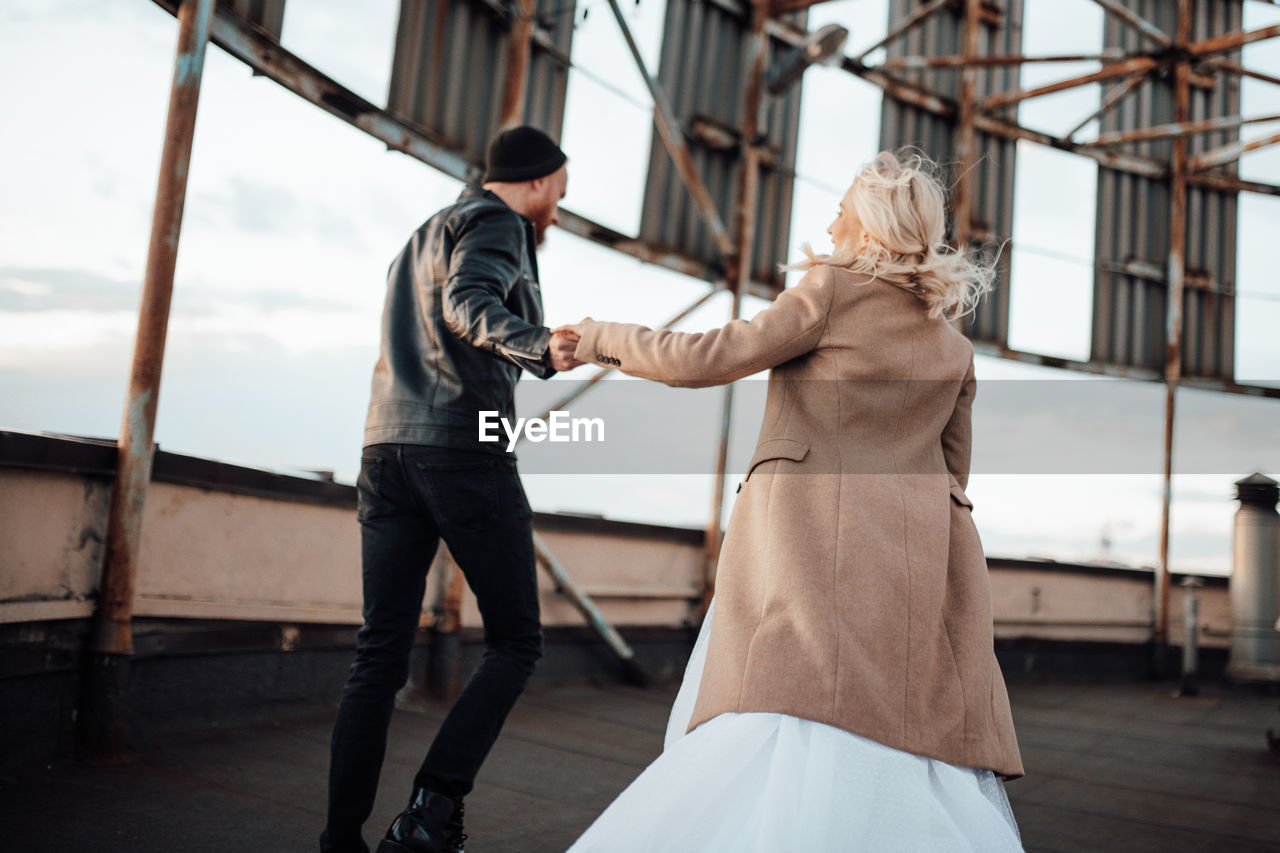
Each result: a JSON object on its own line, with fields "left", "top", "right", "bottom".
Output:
{"left": 551, "top": 317, "right": 592, "bottom": 342}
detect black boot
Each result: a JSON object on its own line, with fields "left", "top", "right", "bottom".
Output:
{"left": 376, "top": 788, "right": 466, "bottom": 853}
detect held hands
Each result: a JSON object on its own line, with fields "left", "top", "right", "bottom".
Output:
{"left": 548, "top": 317, "right": 592, "bottom": 372}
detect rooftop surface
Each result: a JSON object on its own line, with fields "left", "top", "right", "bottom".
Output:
{"left": 3, "top": 676, "right": 1279, "bottom": 852}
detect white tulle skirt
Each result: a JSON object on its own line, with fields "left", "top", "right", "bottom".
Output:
{"left": 567, "top": 599, "right": 1024, "bottom": 852}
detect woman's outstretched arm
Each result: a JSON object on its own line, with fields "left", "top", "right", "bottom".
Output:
{"left": 570, "top": 265, "right": 836, "bottom": 388}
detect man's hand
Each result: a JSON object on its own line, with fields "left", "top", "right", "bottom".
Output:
{"left": 548, "top": 330, "right": 584, "bottom": 372}
{"left": 548, "top": 317, "right": 592, "bottom": 371}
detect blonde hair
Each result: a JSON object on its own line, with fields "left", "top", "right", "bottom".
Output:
{"left": 784, "top": 149, "right": 997, "bottom": 323}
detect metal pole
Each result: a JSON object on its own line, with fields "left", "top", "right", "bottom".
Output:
{"left": 498, "top": 0, "right": 535, "bottom": 130}
{"left": 1179, "top": 576, "right": 1203, "bottom": 696}
{"left": 953, "top": 0, "right": 981, "bottom": 254}
{"left": 703, "top": 0, "right": 768, "bottom": 616}
{"left": 82, "top": 0, "right": 215, "bottom": 752}
{"left": 1154, "top": 0, "right": 1193, "bottom": 675}
{"left": 605, "top": 0, "right": 736, "bottom": 258}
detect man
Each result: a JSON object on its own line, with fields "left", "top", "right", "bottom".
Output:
{"left": 321, "top": 126, "right": 583, "bottom": 853}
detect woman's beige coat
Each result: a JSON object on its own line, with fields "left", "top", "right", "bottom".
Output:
{"left": 574, "top": 263, "right": 1024, "bottom": 780}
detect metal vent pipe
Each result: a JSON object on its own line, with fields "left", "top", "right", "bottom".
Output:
{"left": 1228, "top": 473, "right": 1280, "bottom": 682}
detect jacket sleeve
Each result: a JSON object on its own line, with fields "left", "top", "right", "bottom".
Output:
{"left": 941, "top": 348, "right": 976, "bottom": 490}
{"left": 440, "top": 208, "right": 556, "bottom": 379}
{"left": 573, "top": 265, "right": 836, "bottom": 388}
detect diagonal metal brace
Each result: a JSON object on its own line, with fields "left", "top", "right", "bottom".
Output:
{"left": 605, "top": 0, "right": 735, "bottom": 259}
{"left": 534, "top": 532, "right": 648, "bottom": 686}
{"left": 1087, "top": 0, "right": 1173, "bottom": 48}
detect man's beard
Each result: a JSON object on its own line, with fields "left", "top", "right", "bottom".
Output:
{"left": 534, "top": 221, "right": 549, "bottom": 248}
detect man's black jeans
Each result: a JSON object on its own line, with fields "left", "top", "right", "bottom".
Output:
{"left": 323, "top": 443, "right": 543, "bottom": 847}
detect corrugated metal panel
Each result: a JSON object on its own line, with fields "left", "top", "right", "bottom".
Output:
{"left": 1092, "top": 0, "right": 1239, "bottom": 378}
{"left": 218, "top": 0, "right": 286, "bottom": 41}
{"left": 878, "top": 0, "right": 1024, "bottom": 347}
{"left": 637, "top": 0, "right": 807, "bottom": 292}
{"left": 387, "top": 0, "right": 575, "bottom": 166}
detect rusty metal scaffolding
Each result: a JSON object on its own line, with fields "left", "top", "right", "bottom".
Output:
{"left": 90, "top": 0, "right": 1280, "bottom": 742}
{"left": 83, "top": 0, "right": 216, "bottom": 752}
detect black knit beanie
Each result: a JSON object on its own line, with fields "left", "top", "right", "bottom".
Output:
{"left": 482, "top": 126, "right": 567, "bottom": 183}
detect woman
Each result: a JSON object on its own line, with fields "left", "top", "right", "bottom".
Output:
{"left": 558, "top": 150, "right": 1024, "bottom": 851}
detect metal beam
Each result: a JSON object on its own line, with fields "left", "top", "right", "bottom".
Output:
{"left": 605, "top": 0, "right": 736, "bottom": 259}
{"left": 730, "top": 4, "right": 770, "bottom": 293}
{"left": 1065, "top": 71, "right": 1149, "bottom": 141}
{"left": 968, "top": 341, "right": 1280, "bottom": 399}
{"left": 1087, "top": 0, "right": 1173, "bottom": 47}
{"left": 770, "top": 0, "right": 840, "bottom": 12}
{"left": 534, "top": 532, "right": 647, "bottom": 686}
{"left": 979, "top": 55, "right": 1160, "bottom": 111}
{"left": 770, "top": 17, "right": 1280, "bottom": 196}
{"left": 779, "top": 12, "right": 1280, "bottom": 213}
{"left": 96, "top": 0, "right": 215, "bottom": 656}
{"left": 853, "top": 0, "right": 949, "bottom": 62}
{"left": 975, "top": 114, "right": 1280, "bottom": 196}
{"left": 1188, "top": 171, "right": 1280, "bottom": 198}
{"left": 498, "top": 0, "right": 535, "bottom": 130}
{"left": 841, "top": 56, "right": 958, "bottom": 115}
{"left": 85, "top": 0, "right": 216, "bottom": 753}
{"left": 1202, "top": 56, "right": 1280, "bottom": 89}
{"left": 872, "top": 51, "right": 1125, "bottom": 69}
{"left": 1189, "top": 23, "right": 1280, "bottom": 59}
{"left": 144, "top": 0, "right": 1280, "bottom": 408}
{"left": 1084, "top": 113, "right": 1280, "bottom": 147}
{"left": 952, "top": 0, "right": 982, "bottom": 253}
{"left": 1188, "top": 131, "right": 1280, "bottom": 172}
{"left": 768, "top": 19, "right": 957, "bottom": 116}
{"left": 703, "top": 0, "right": 771, "bottom": 617}
{"left": 148, "top": 1, "right": 784, "bottom": 301}
{"left": 1154, "top": 0, "right": 1195, "bottom": 666}
{"left": 555, "top": 210, "right": 774, "bottom": 300}
{"left": 474, "top": 0, "right": 569, "bottom": 65}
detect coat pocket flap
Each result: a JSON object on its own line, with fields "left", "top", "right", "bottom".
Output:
{"left": 949, "top": 483, "right": 974, "bottom": 508}
{"left": 745, "top": 438, "right": 810, "bottom": 482}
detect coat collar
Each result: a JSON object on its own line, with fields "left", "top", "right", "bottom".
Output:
{"left": 459, "top": 186, "right": 540, "bottom": 281}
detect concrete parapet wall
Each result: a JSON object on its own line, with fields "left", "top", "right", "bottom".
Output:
{"left": 0, "top": 431, "right": 1230, "bottom": 646}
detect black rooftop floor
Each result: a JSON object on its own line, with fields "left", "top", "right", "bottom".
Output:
{"left": 2, "top": 677, "right": 1279, "bottom": 852}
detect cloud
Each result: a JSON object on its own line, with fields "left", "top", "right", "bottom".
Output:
{"left": 0, "top": 265, "right": 360, "bottom": 316}
{"left": 187, "top": 176, "right": 369, "bottom": 255}
{"left": 0, "top": 331, "right": 375, "bottom": 481}
{"left": 0, "top": 266, "right": 139, "bottom": 312}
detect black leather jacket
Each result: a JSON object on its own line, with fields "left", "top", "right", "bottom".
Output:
{"left": 363, "top": 186, "right": 556, "bottom": 453}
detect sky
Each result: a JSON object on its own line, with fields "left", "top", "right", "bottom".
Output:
{"left": 1, "top": 0, "right": 1278, "bottom": 575}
